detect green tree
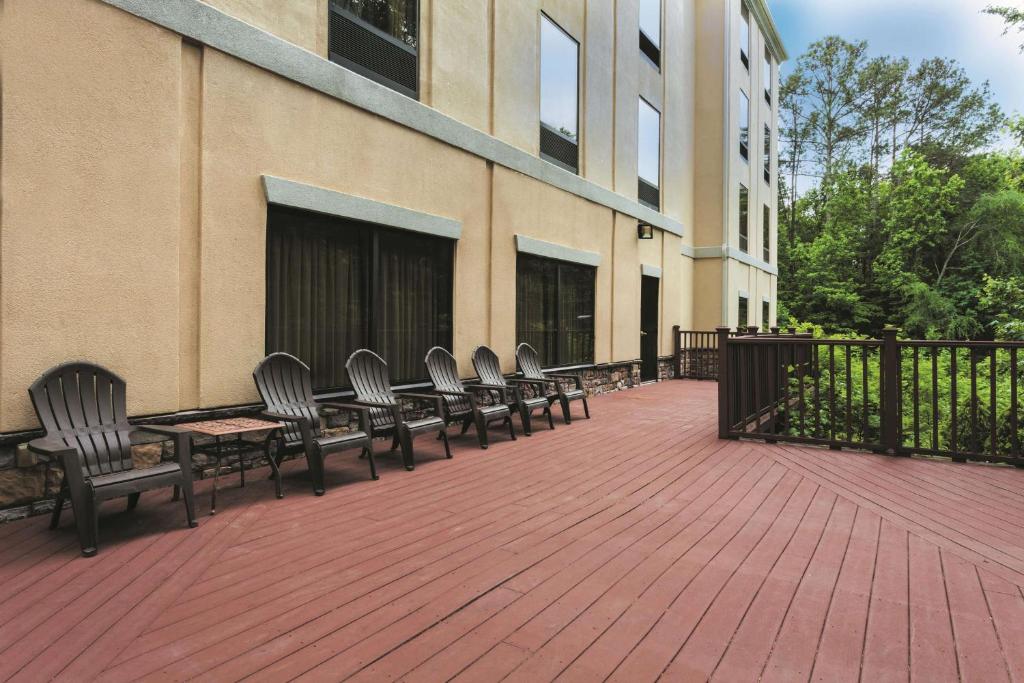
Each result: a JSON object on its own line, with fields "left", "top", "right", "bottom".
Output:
{"left": 986, "top": 3, "right": 1024, "bottom": 51}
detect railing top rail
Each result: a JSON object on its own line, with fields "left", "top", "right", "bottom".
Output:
{"left": 898, "top": 339, "right": 1024, "bottom": 349}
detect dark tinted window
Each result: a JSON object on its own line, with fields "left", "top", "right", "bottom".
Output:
{"left": 266, "top": 205, "right": 452, "bottom": 389}
{"left": 739, "top": 91, "right": 749, "bottom": 160}
{"left": 337, "top": 0, "right": 417, "bottom": 47}
{"left": 763, "top": 204, "right": 771, "bottom": 262}
{"left": 738, "top": 295, "right": 749, "bottom": 329}
{"left": 516, "top": 254, "right": 595, "bottom": 367}
{"left": 639, "top": 0, "right": 661, "bottom": 67}
{"left": 540, "top": 14, "right": 579, "bottom": 172}
{"left": 739, "top": 184, "right": 749, "bottom": 253}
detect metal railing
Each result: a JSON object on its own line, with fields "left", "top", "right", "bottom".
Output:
{"left": 672, "top": 325, "right": 799, "bottom": 380}
{"left": 717, "top": 327, "right": 1024, "bottom": 465}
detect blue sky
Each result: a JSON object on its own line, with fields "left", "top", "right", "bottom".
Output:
{"left": 767, "top": 0, "right": 1023, "bottom": 121}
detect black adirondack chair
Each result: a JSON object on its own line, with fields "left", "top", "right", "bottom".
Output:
{"left": 471, "top": 345, "right": 554, "bottom": 436}
{"left": 27, "top": 362, "right": 197, "bottom": 557}
{"left": 253, "top": 353, "right": 376, "bottom": 496}
{"left": 345, "top": 349, "right": 451, "bottom": 470}
{"left": 515, "top": 343, "right": 591, "bottom": 424}
{"left": 425, "top": 346, "right": 516, "bottom": 449}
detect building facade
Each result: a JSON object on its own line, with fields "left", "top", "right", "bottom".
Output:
{"left": 0, "top": 0, "right": 784, "bottom": 504}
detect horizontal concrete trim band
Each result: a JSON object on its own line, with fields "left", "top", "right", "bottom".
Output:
{"left": 101, "top": 0, "right": 684, "bottom": 239}
{"left": 641, "top": 264, "right": 662, "bottom": 279}
{"left": 687, "top": 244, "right": 778, "bottom": 276}
{"left": 515, "top": 235, "right": 602, "bottom": 267}
{"left": 262, "top": 176, "right": 462, "bottom": 239}
{"left": 679, "top": 243, "right": 695, "bottom": 258}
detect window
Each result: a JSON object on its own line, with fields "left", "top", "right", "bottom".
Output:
{"left": 763, "top": 124, "right": 771, "bottom": 183}
{"left": 540, "top": 14, "right": 579, "bottom": 173}
{"left": 764, "top": 48, "right": 773, "bottom": 105}
{"left": 762, "top": 300, "right": 770, "bottom": 331}
{"left": 738, "top": 294, "right": 749, "bottom": 329}
{"left": 516, "top": 254, "right": 595, "bottom": 367}
{"left": 265, "top": 205, "right": 453, "bottom": 390}
{"left": 739, "top": 184, "right": 749, "bottom": 253}
{"left": 763, "top": 204, "right": 771, "bottom": 262}
{"left": 639, "top": 0, "right": 661, "bottom": 68}
{"left": 740, "top": 4, "right": 750, "bottom": 69}
{"left": 739, "top": 90, "right": 749, "bottom": 161}
{"left": 329, "top": 0, "right": 419, "bottom": 98}
{"left": 638, "top": 98, "right": 661, "bottom": 210}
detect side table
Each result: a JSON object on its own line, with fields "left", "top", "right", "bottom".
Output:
{"left": 173, "top": 417, "right": 284, "bottom": 514}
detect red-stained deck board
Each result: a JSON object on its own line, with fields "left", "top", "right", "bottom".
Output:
{"left": 0, "top": 380, "right": 1022, "bottom": 682}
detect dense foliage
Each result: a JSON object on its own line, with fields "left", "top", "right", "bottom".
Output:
{"left": 777, "top": 36, "right": 1024, "bottom": 340}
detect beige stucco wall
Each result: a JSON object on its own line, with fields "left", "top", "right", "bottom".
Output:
{"left": 0, "top": 0, "right": 718, "bottom": 431}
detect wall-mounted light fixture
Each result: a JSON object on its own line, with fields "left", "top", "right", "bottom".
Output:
{"left": 637, "top": 221, "right": 654, "bottom": 239}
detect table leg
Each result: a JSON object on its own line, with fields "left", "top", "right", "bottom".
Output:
{"left": 210, "top": 436, "right": 221, "bottom": 515}
{"left": 238, "top": 434, "right": 246, "bottom": 489}
{"left": 266, "top": 430, "right": 283, "bottom": 499}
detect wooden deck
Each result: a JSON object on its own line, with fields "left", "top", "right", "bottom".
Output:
{"left": 2, "top": 380, "right": 1024, "bottom": 682}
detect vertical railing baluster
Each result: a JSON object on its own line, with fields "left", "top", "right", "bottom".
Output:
{"left": 990, "top": 348, "right": 997, "bottom": 457}
{"left": 861, "top": 346, "right": 869, "bottom": 444}
{"left": 951, "top": 347, "right": 959, "bottom": 460}
{"left": 798, "top": 341, "right": 806, "bottom": 437}
{"left": 814, "top": 344, "right": 822, "bottom": 439}
{"left": 828, "top": 345, "right": 837, "bottom": 445}
{"left": 970, "top": 350, "right": 979, "bottom": 456}
{"left": 845, "top": 345, "right": 853, "bottom": 442}
{"left": 931, "top": 347, "right": 939, "bottom": 451}
{"left": 1011, "top": 347, "right": 1020, "bottom": 459}
{"left": 913, "top": 346, "right": 920, "bottom": 451}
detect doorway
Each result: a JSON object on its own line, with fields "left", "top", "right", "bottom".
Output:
{"left": 640, "top": 274, "right": 660, "bottom": 381}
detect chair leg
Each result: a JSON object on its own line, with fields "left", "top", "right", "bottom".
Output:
{"left": 519, "top": 405, "right": 533, "bottom": 436}
{"left": 506, "top": 415, "right": 517, "bottom": 441}
{"left": 546, "top": 406, "right": 556, "bottom": 430}
{"left": 559, "top": 396, "right": 572, "bottom": 424}
{"left": 474, "top": 412, "right": 489, "bottom": 449}
{"left": 583, "top": 396, "right": 591, "bottom": 419}
{"left": 266, "top": 441, "right": 284, "bottom": 499}
{"left": 181, "top": 481, "right": 198, "bottom": 528}
{"left": 399, "top": 427, "right": 415, "bottom": 471}
{"left": 126, "top": 492, "right": 141, "bottom": 512}
{"left": 75, "top": 487, "right": 98, "bottom": 557}
{"left": 390, "top": 433, "right": 401, "bottom": 451}
{"left": 50, "top": 486, "right": 66, "bottom": 530}
{"left": 440, "top": 429, "right": 453, "bottom": 459}
{"left": 307, "top": 451, "right": 326, "bottom": 496}
{"left": 460, "top": 416, "right": 473, "bottom": 435}
{"left": 365, "top": 446, "right": 379, "bottom": 480}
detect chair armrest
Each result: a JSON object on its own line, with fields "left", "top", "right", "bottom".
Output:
{"left": 395, "top": 392, "right": 444, "bottom": 418}
{"left": 465, "top": 383, "right": 512, "bottom": 405}
{"left": 28, "top": 437, "right": 78, "bottom": 458}
{"left": 259, "top": 411, "right": 316, "bottom": 452}
{"left": 29, "top": 438, "right": 88, "bottom": 489}
{"left": 432, "top": 389, "right": 478, "bottom": 411}
{"left": 318, "top": 402, "right": 371, "bottom": 435}
{"left": 509, "top": 378, "right": 548, "bottom": 393}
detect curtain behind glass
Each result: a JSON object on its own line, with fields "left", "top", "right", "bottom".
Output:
{"left": 266, "top": 207, "right": 367, "bottom": 390}
{"left": 376, "top": 230, "right": 453, "bottom": 383}
{"left": 558, "top": 262, "right": 595, "bottom": 365}
{"left": 516, "top": 255, "right": 558, "bottom": 366}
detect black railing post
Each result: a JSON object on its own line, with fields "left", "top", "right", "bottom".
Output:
{"left": 770, "top": 326, "right": 780, "bottom": 335}
{"left": 672, "top": 325, "right": 681, "bottom": 379}
{"left": 717, "top": 327, "right": 732, "bottom": 439}
{"left": 882, "top": 327, "right": 901, "bottom": 456}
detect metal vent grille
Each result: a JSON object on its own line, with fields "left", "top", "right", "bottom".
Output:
{"left": 329, "top": 7, "right": 418, "bottom": 98}
{"left": 638, "top": 178, "right": 660, "bottom": 211}
{"left": 539, "top": 124, "right": 578, "bottom": 173}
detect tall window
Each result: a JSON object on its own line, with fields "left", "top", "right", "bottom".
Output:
{"left": 763, "top": 47, "right": 773, "bottom": 105}
{"left": 738, "top": 294, "right": 749, "bottom": 329}
{"left": 763, "top": 124, "right": 771, "bottom": 183}
{"left": 639, "top": 0, "right": 661, "bottom": 68}
{"left": 739, "top": 90, "right": 749, "bottom": 161}
{"left": 740, "top": 4, "right": 750, "bottom": 69}
{"left": 516, "top": 254, "right": 595, "bottom": 367}
{"left": 540, "top": 14, "right": 579, "bottom": 173}
{"left": 763, "top": 204, "right": 771, "bottom": 262}
{"left": 739, "top": 184, "right": 749, "bottom": 252}
{"left": 329, "top": 0, "right": 419, "bottom": 98}
{"left": 762, "top": 300, "right": 770, "bottom": 331}
{"left": 266, "top": 205, "right": 453, "bottom": 390}
{"left": 638, "top": 98, "right": 661, "bottom": 210}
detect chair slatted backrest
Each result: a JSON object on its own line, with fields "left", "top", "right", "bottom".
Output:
{"left": 28, "top": 362, "right": 134, "bottom": 478}
{"left": 471, "top": 346, "right": 508, "bottom": 388}
{"left": 253, "top": 353, "right": 323, "bottom": 445}
{"left": 425, "top": 346, "right": 471, "bottom": 416}
{"left": 346, "top": 349, "right": 397, "bottom": 429}
{"left": 515, "top": 343, "right": 546, "bottom": 381}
